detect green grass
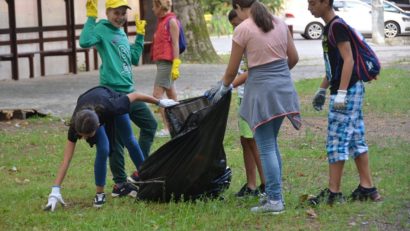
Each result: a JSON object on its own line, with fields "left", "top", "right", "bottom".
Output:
{"left": 0, "top": 68, "right": 409, "bottom": 230}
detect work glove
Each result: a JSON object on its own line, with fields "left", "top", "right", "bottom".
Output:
{"left": 204, "top": 81, "right": 222, "bottom": 99}
{"left": 171, "top": 58, "right": 181, "bottom": 80}
{"left": 86, "top": 0, "right": 98, "bottom": 18}
{"left": 158, "top": 99, "right": 179, "bottom": 108}
{"left": 312, "top": 88, "right": 327, "bottom": 111}
{"left": 135, "top": 15, "right": 147, "bottom": 35}
{"left": 44, "top": 186, "right": 66, "bottom": 212}
{"left": 333, "top": 90, "right": 347, "bottom": 110}
{"left": 211, "top": 83, "right": 232, "bottom": 104}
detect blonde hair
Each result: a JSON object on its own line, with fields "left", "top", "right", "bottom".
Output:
{"left": 153, "top": 0, "right": 172, "bottom": 11}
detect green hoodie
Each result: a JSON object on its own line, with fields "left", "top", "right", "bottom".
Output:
{"left": 79, "top": 17, "right": 144, "bottom": 93}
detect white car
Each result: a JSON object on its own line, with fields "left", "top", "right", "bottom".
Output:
{"left": 284, "top": 0, "right": 410, "bottom": 39}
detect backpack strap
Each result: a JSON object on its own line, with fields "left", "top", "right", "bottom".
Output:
{"left": 327, "top": 18, "right": 349, "bottom": 47}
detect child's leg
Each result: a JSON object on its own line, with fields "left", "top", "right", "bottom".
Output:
{"left": 95, "top": 126, "right": 110, "bottom": 193}
{"left": 241, "top": 136, "right": 257, "bottom": 189}
{"left": 254, "top": 117, "right": 284, "bottom": 201}
{"left": 129, "top": 101, "right": 157, "bottom": 158}
{"left": 354, "top": 153, "right": 373, "bottom": 188}
{"left": 328, "top": 161, "right": 345, "bottom": 192}
{"left": 115, "top": 114, "right": 144, "bottom": 171}
{"left": 251, "top": 138, "right": 265, "bottom": 186}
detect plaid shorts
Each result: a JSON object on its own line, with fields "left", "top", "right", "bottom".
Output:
{"left": 327, "top": 81, "right": 368, "bottom": 164}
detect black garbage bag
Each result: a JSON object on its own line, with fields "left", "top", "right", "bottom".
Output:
{"left": 137, "top": 93, "right": 232, "bottom": 202}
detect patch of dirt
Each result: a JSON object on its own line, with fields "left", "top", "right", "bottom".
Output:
{"left": 280, "top": 114, "right": 410, "bottom": 144}
{"left": 0, "top": 118, "right": 67, "bottom": 134}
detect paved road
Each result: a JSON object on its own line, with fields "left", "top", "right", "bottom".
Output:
{"left": 1, "top": 36, "right": 409, "bottom": 118}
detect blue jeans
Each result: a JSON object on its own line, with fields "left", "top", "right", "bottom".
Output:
{"left": 253, "top": 117, "right": 284, "bottom": 201}
{"left": 94, "top": 114, "right": 145, "bottom": 187}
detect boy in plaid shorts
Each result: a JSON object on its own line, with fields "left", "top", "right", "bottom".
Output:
{"left": 307, "top": 0, "right": 382, "bottom": 205}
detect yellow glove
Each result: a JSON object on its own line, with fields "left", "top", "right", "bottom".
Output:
{"left": 86, "top": 0, "right": 98, "bottom": 18}
{"left": 171, "top": 58, "right": 181, "bottom": 80}
{"left": 135, "top": 15, "right": 147, "bottom": 35}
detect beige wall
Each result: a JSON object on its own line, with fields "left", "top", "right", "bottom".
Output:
{"left": 0, "top": 0, "right": 140, "bottom": 80}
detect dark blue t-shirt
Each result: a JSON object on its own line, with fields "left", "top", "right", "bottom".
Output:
{"left": 322, "top": 16, "right": 358, "bottom": 94}
{"left": 68, "top": 86, "right": 130, "bottom": 143}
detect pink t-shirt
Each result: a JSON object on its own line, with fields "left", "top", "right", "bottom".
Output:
{"left": 233, "top": 16, "right": 289, "bottom": 68}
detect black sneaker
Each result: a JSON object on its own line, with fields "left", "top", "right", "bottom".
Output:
{"left": 259, "top": 184, "right": 265, "bottom": 194}
{"left": 235, "top": 183, "right": 260, "bottom": 197}
{"left": 350, "top": 185, "right": 383, "bottom": 202}
{"left": 93, "top": 193, "right": 106, "bottom": 208}
{"left": 127, "top": 170, "right": 141, "bottom": 184}
{"left": 307, "top": 188, "right": 346, "bottom": 206}
{"left": 112, "top": 183, "right": 138, "bottom": 198}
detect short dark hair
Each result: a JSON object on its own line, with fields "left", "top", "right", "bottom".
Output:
{"left": 73, "top": 109, "right": 99, "bottom": 135}
{"left": 228, "top": 9, "right": 238, "bottom": 22}
{"left": 321, "top": 0, "right": 334, "bottom": 7}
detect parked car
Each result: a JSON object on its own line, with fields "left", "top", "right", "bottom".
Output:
{"left": 284, "top": 0, "right": 410, "bottom": 39}
{"left": 388, "top": 0, "right": 410, "bottom": 11}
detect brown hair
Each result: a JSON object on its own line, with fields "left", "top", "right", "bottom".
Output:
{"left": 72, "top": 109, "right": 99, "bottom": 135}
{"left": 232, "top": 0, "right": 274, "bottom": 33}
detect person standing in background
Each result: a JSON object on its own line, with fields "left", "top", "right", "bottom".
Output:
{"left": 227, "top": 9, "right": 265, "bottom": 198}
{"left": 151, "top": 0, "right": 181, "bottom": 137}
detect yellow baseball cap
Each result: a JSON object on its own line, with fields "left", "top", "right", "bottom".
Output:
{"left": 105, "top": 0, "right": 131, "bottom": 9}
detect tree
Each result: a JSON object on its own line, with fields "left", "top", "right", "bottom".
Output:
{"left": 372, "top": 0, "right": 385, "bottom": 44}
{"left": 173, "top": 0, "right": 222, "bottom": 63}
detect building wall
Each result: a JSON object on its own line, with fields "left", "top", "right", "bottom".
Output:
{"left": 0, "top": 0, "right": 140, "bottom": 80}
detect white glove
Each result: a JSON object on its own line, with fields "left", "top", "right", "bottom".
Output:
{"left": 334, "top": 90, "right": 347, "bottom": 110}
{"left": 312, "top": 88, "right": 327, "bottom": 111}
{"left": 211, "top": 83, "right": 232, "bottom": 104}
{"left": 158, "top": 99, "right": 179, "bottom": 108}
{"left": 44, "top": 186, "right": 66, "bottom": 212}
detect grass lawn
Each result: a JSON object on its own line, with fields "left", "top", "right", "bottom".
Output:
{"left": 0, "top": 68, "right": 409, "bottom": 230}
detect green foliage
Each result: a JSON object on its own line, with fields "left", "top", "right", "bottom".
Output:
{"left": 202, "top": 0, "right": 285, "bottom": 36}
{"left": 201, "top": 0, "right": 284, "bottom": 14}
{"left": 0, "top": 69, "right": 409, "bottom": 230}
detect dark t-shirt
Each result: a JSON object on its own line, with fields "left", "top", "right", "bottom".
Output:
{"left": 322, "top": 16, "right": 358, "bottom": 94}
{"left": 68, "top": 86, "right": 130, "bottom": 144}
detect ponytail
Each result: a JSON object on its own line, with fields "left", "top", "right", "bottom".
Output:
{"left": 71, "top": 108, "right": 99, "bottom": 135}
{"left": 232, "top": 0, "right": 273, "bottom": 33}
{"left": 251, "top": 1, "right": 273, "bottom": 33}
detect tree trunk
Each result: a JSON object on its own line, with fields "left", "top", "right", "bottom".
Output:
{"left": 173, "top": 0, "right": 222, "bottom": 63}
{"left": 372, "top": 0, "right": 385, "bottom": 44}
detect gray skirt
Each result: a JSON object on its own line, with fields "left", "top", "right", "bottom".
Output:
{"left": 240, "top": 59, "right": 302, "bottom": 131}
{"left": 155, "top": 60, "right": 174, "bottom": 89}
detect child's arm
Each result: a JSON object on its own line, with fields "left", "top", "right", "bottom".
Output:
{"left": 130, "top": 35, "right": 144, "bottom": 65}
{"left": 79, "top": 17, "right": 101, "bottom": 48}
{"left": 79, "top": 0, "right": 100, "bottom": 48}
{"left": 130, "top": 15, "right": 146, "bottom": 65}
{"left": 44, "top": 140, "right": 76, "bottom": 212}
{"left": 232, "top": 71, "right": 248, "bottom": 88}
{"left": 127, "top": 92, "right": 159, "bottom": 105}
{"left": 127, "top": 92, "right": 179, "bottom": 107}
{"left": 286, "top": 29, "right": 299, "bottom": 70}
{"left": 53, "top": 140, "right": 76, "bottom": 186}
{"left": 336, "top": 41, "right": 354, "bottom": 91}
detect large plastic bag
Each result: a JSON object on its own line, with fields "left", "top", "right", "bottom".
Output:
{"left": 137, "top": 93, "right": 232, "bottom": 202}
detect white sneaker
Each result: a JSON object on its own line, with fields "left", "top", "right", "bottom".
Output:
{"left": 251, "top": 199, "right": 285, "bottom": 214}
{"left": 155, "top": 129, "right": 170, "bottom": 137}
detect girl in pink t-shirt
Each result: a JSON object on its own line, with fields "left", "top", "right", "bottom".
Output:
{"left": 208, "top": 0, "right": 301, "bottom": 214}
